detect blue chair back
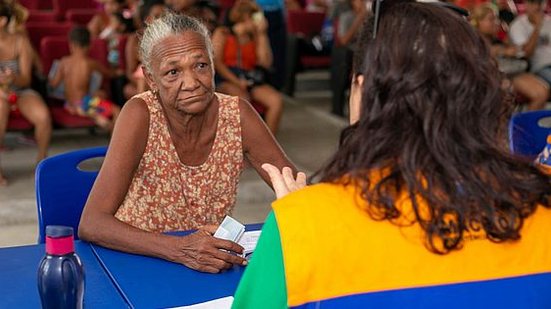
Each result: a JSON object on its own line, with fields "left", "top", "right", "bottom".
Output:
{"left": 509, "top": 110, "right": 551, "bottom": 159}
{"left": 35, "top": 146, "right": 107, "bottom": 243}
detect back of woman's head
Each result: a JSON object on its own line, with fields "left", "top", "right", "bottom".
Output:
{"left": 321, "top": 1, "right": 551, "bottom": 254}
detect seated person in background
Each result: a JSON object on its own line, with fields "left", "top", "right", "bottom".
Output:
{"left": 212, "top": 0, "right": 283, "bottom": 133}
{"left": 4, "top": 0, "right": 43, "bottom": 76}
{"left": 102, "top": 11, "right": 136, "bottom": 106}
{"left": 78, "top": 13, "right": 301, "bottom": 273}
{"left": 509, "top": 0, "right": 551, "bottom": 110}
{"left": 233, "top": 2, "right": 551, "bottom": 307}
{"left": 88, "top": 0, "right": 126, "bottom": 38}
{"left": 101, "top": 12, "right": 135, "bottom": 62}
{"left": 123, "top": 0, "right": 165, "bottom": 99}
{"left": 472, "top": 3, "right": 550, "bottom": 110}
{"left": 49, "top": 27, "right": 120, "bottom": 131}
{"left": 331, "top": 0, "right": 368, "bottom": 117}
{"left": 0, "top": 1, "right": 51, "bottom": 186}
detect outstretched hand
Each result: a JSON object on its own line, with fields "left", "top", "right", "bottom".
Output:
{"left": 262, "top": 163, "right": 307, "bottom": 199}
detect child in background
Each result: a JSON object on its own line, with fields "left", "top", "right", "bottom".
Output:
{"left": 103, "top": 12, "right": 135, "bottom": 68}
{"left": 88, "top": 0, "right": 126, "bottom": 38}
{"left": 49, "top": 26, "right": 120, "bottom": 131}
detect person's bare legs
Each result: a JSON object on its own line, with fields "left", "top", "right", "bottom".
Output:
{"left": 513, "top": 74, "right": 549, "bottom": 111}
{"left": 0, "top": 98, "right": 9, "bottom": 186}
{"left": 17, "top": 92, "right": 52, "bottom": 164}
{"left": 217, "top": 82, "right": 251, "bottom": 101}
{"left": 251, "top": 84, "right": 283, "bottom": 134}
{"left": 93, "top": 114, "right": 113, "bottom": 132}
{"left": 98, "top": 104, "right": 121, "bottom": 133}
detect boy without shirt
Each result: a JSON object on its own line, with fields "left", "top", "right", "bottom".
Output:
{"left": 49, "top": 26, "right": 120, "bottom": 131}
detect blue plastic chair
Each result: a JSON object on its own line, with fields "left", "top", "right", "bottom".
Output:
{"left": 35, "top": 146, "right": 107, "bottom": 243}
{"left": 509, "top": 110, "right": 551, "bottom": 159}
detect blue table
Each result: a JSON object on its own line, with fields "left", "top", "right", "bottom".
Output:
{"left": 91, "top": 223, "right": 263, "bottom": 308}
{"left": 0, "top": 242, "right": 128, "bottom": 308}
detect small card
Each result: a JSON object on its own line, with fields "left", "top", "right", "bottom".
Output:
{"left": 213, "top": 216, "right": 245, "bottom": 243}
{"left": 237, "top": 230, "right": 261, "bottom": 258}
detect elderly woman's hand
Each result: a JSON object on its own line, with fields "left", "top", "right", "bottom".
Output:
{"left": 170, "top": 229, "right": 248, "bottom": 273}
{"left": 262, "top": 163, "right": 307, "bottom": 199}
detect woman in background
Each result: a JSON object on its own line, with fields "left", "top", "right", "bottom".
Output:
{"left": 472, "top": 3, "right": 549, "bottom": 110}
{"left": 212, "top": 0, "right": 283, "bottom": 133}
{"left": 0, "top": 1, "right": 51, "bottom": 186}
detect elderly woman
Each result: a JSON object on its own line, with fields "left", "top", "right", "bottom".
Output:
{"left": 234, "top": 2, "right": 551, "bottom": 307}
{"left": 78, "top": 13, "right": 300, "bottom": 273}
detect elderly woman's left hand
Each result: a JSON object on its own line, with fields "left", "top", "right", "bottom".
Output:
{"left": 262, "top": 163, "right": 307, "bottom": 199}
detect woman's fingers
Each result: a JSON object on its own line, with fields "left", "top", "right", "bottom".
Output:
{"left": 262, "top": 163, "right": 289, "bottom": 198}
{"left": 296, "top": 172, "right": 307, "bottom": 188}
{"left": 262, "top": 163, "right": 307, "bottom": 199}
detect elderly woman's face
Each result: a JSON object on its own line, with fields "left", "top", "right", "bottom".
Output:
{"left": 147, "top": 31, "right": 215, "bottom": 114}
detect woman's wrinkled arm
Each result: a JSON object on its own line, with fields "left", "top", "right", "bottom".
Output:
{"left": 78, "top": 98, "right": 164, "bottom": 254}
{"left": 239, "top": 98, "right": 304, "bottom": 188}
{"left": 79, "top": 98, "right": 248, "bottom": 272}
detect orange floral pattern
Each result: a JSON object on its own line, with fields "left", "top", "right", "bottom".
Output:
{"left": 115, "top": 91, "right": 244, "bottom": 232}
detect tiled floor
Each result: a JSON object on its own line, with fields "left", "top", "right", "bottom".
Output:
{"left": 0, "top": 71, "right": 347, "bottom": 247}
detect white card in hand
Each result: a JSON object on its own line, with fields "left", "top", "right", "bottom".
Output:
{"left": 237, "top": 230, "right": 261, "bottom": 256}
{"left": 213, "top": 216, "right": 245, "bottom": 242}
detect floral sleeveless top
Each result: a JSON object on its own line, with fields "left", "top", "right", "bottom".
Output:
{"left": 115, "top": 91, "right": 244, "bottom": 232}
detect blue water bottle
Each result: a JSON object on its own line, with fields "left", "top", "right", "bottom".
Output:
{"left": 37, "top": 226, "right": 85, "bottom": 309}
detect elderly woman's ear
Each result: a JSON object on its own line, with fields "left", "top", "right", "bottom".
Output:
{"left": 141, "top": 65, "right": 157, "bottom": 93}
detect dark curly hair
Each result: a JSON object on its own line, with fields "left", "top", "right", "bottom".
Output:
{"left": 320, "top": 2, "right": 551, "bottom": 254}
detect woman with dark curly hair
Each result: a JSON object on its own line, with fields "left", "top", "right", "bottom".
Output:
{"left": 233, "top": 1, "right": 551, "bottom": 308}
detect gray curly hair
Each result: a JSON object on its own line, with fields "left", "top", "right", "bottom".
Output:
{"left": 139, "top": 12, "right": 213, "bottom": 73}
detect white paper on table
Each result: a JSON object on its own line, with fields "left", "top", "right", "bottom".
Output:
{"left": 237, "top": 230, "right": 261, "bottom": 255}
{"left": 166, "top": 296, "right": 233, "bottom": 309}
